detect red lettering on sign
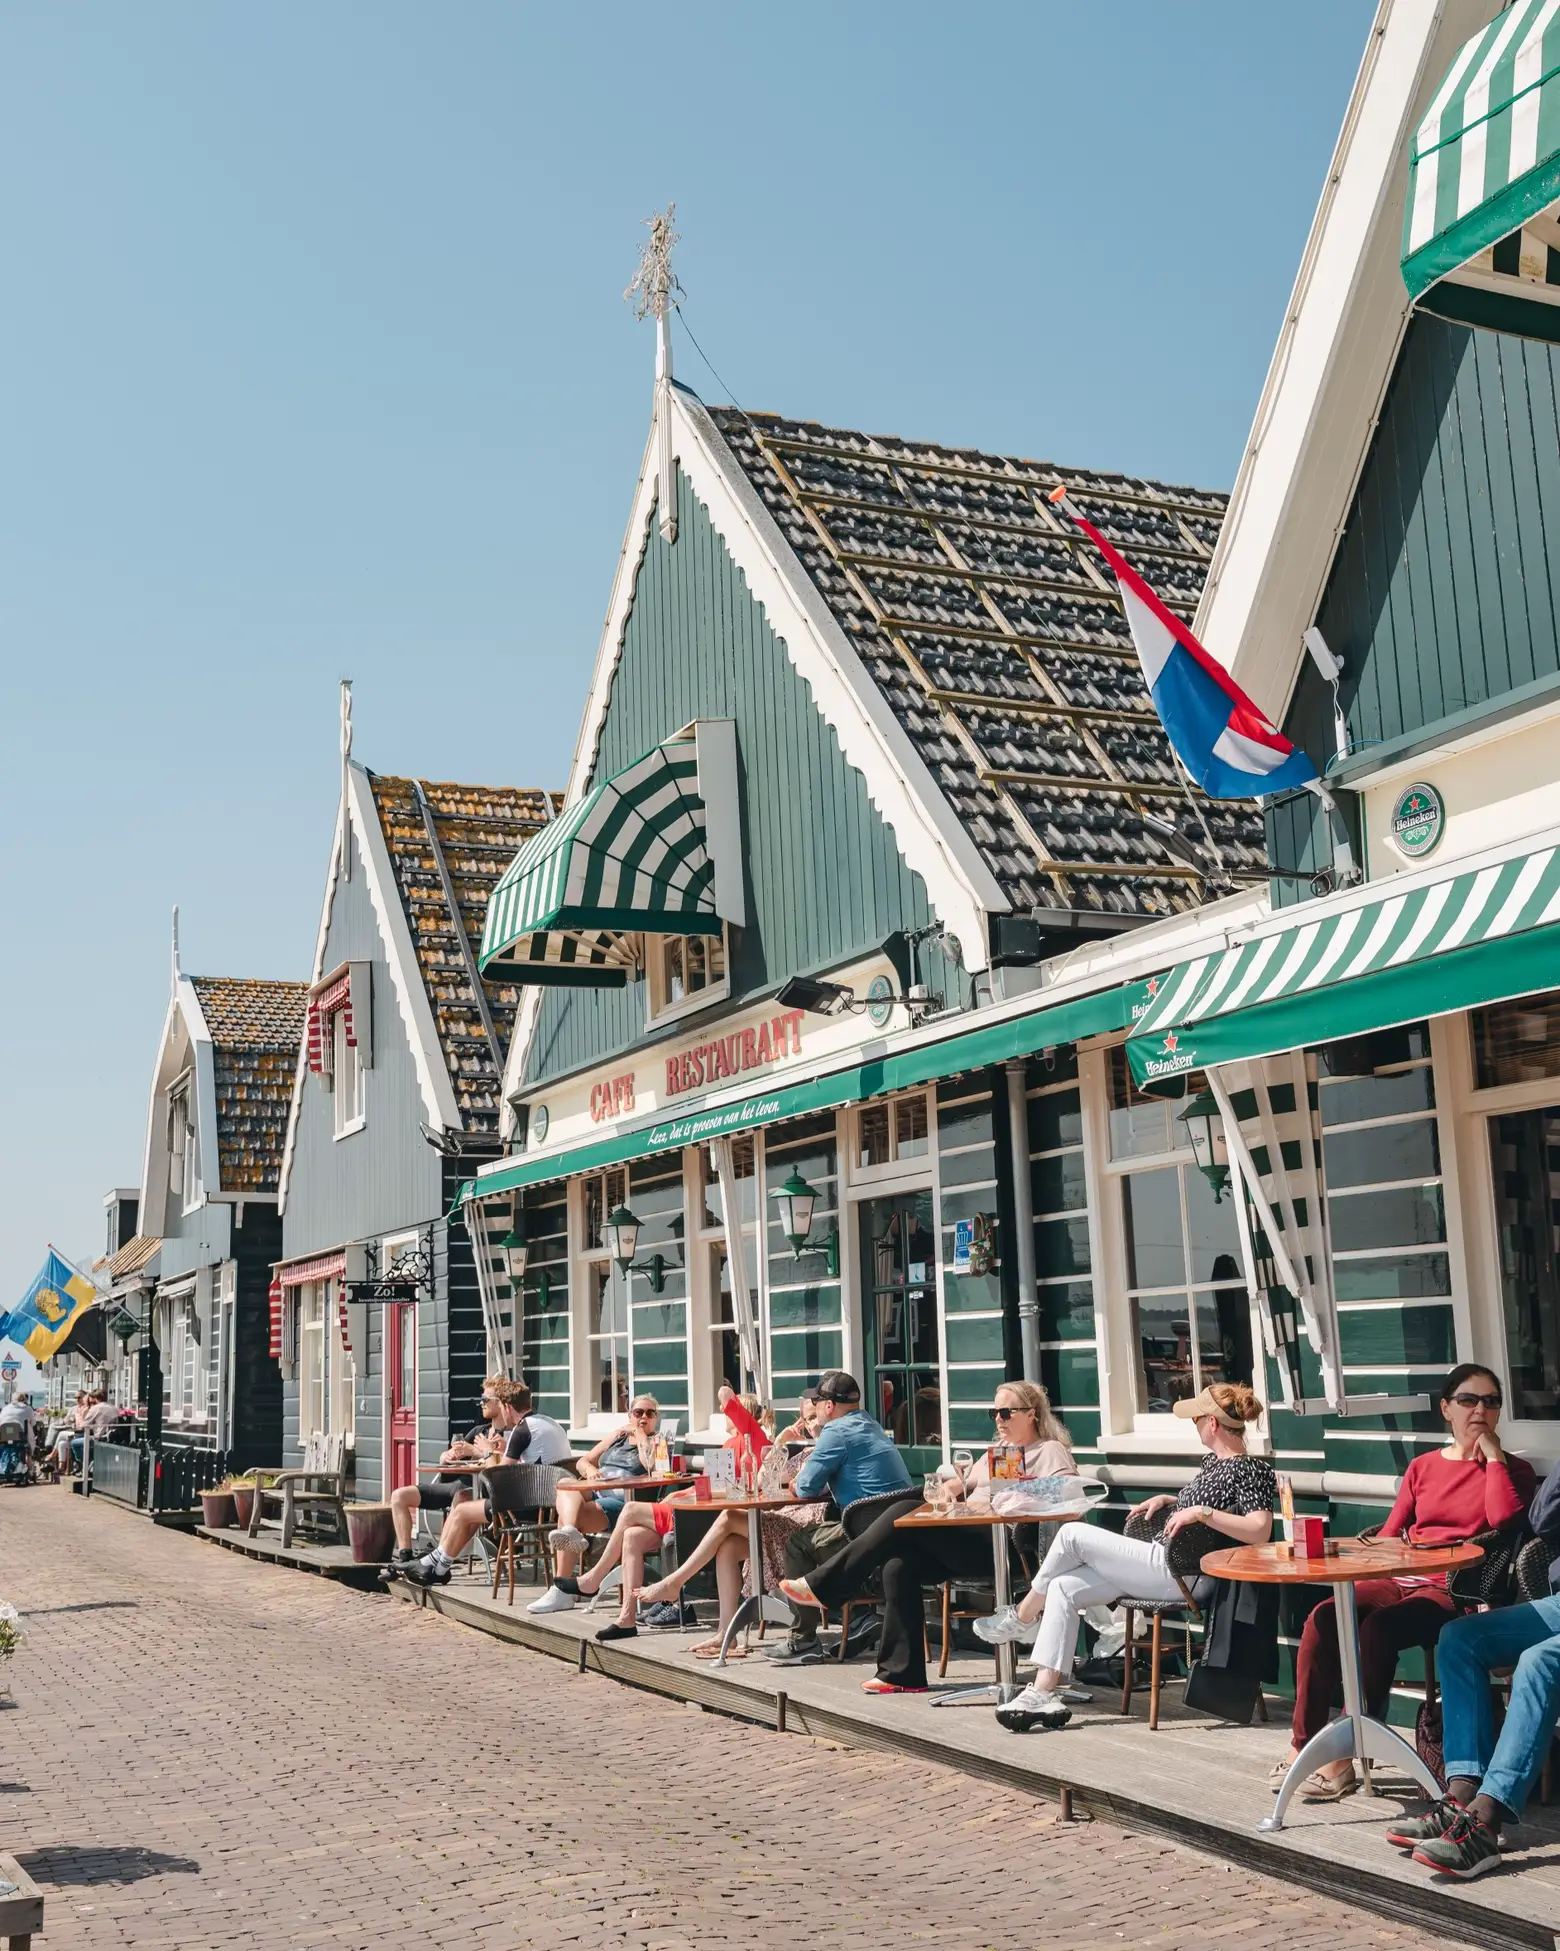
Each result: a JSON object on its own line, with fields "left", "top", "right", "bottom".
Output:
{"left": 660, "top": 1005, "right": 813, "bottom": 1100}
{"left": 756, "top": 1021, "right": 772, "bottom": 1064}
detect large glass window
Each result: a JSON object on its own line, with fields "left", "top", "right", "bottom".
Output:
{"left": 1474, "top": 991, "right": 1560, "bottom": 1090}
{"left": 584, "top": 1262, "right": 628, "bottom": 1415}
{"left": 860, "top": 1190, "right": 942, "bottom": 1459}
{"left": 1107, "top": 1048, "right": 1250, "bottom": 1414}
{"left": 853, "top": 1091, "right": 931, "bottom": 1175}
{"left": 297, "top": 1278, "right": 355, "bottom": 1441}
{"left": 1488, "top": 1107, "right": 1560, "bottom": 1420}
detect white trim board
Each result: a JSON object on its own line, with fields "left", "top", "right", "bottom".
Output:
{"left": 1195, "top": 0, "right": 1502, "bottom": 718}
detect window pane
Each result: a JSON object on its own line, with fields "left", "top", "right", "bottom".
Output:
{"left": 706, "top": 931, "right": 726, "bottom": 984}
{"left": 1333, "top": 1251, "right": 1452, "bottom": 1301}
{"left": 1489, "top": 1107, "right": 1560, "bottom": 1419}
{"left": 1329, "top": 1184, "right": 1445, "bottom": 1251}
{"left": 1032, "top": 1149, "right": 1088, "bottom": 1216}
{"left": 1029, "top": 1088, "right": 1082, "bottom": 1153}
{"left": 1324, "top": 1118, "right": 1439, "bottom": 1189}
{"left": 895, "top": 1094, "right": 929, "bottom": 1159}
{"left": 1122, "top": 1168, "right": 1185, "bottom": 1289}
{"left": 1319, "top": 1060, "right": 1434, "bottom": 1127}
{"left": 1134, "top": 1294, "right": 1195, "bottom": 1412}
{"left": 1194, "top": 1284, "right": 1252, "bottom": 1392}
{"left": 589, "top": 1336, "right": 629, "bottom": 1415}
{"left": 665, "top": 937, "right": 685, "bottom": 1003}
{"left": 587, "top": 1266, "right": 625, "bottom": 1337}
{"left": 1474, "top": 991, "right": 1560, "bottom": 1090}
{"left": 1184, "top": 1163, "right": 1241, "bottom": 1283}
{"left": 858, "top": 1102, "right": 891, "bottom": 1169}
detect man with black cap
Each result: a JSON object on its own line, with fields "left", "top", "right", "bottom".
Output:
{"left": 764, "top": 1370, "right": 912, "bottom": 1667}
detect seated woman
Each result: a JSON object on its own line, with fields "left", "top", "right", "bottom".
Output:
{"left": 979, "top": 1381, "right": 1274, "bottom": 1731}
{"left": 530, "top": 1386, "right": 771, "bottom": 1643}
{"left": 1277, "top": 1361, "right": 1537, "bottom": 1802}
{"left": 781, "top": 1381, "right": 1077, "bottom": 1695}
{"left": 545, "top": 1395, "right": 663, "bottom": 1583}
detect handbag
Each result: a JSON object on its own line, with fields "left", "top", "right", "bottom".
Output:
{"left": 1415, "top": 1698, "right": 1446, "bottom": 1790}
{"left": 1183, "top": 1660, "right": 1260, "bottom": 1724}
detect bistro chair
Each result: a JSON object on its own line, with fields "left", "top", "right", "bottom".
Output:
{"left": 1114, "top": 1510, "right": 1265, "bottom": 1732}
{"left": 831, "top": 1487, "right": 924, "bottom": 1662}
{"left": 481, "top": 1463, "right": 565, "bottom": 1606}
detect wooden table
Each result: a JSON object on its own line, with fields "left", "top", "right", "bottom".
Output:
{"left": 1203, "top": 1537, "right": 1484, "bottom": 1832}
{"left": 416, "top": 1460, "right": 490, "bottom": 1473}
{"left": 574, "top": 1475, "right": 691, "bottom": 1495}
{"left": 699, "top": 1493, "right": 801, "bottom": 1666}
{"left": 895, "top": 1504, "right": 1029, "bottom": 1706}
{"left": 0, "top": 1848, "right": 44, "bottom": 1949}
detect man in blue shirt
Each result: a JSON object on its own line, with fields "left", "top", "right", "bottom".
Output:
{"left": 765, "top": 1371, "right": 912, "bottom": 1668}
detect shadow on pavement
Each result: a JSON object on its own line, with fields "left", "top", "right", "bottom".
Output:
{"left": 18, "top": 1845, "right": 201, "bottom": 1886}
{"left": 23, "top": 1600, "right": 140, "bottom": 1616}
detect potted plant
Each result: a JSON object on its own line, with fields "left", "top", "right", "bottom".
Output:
{"left": 225, "top": 1474, "right": 258, "bottom": 1528}
{"left": 0, "top": 1602, "right": 24, "bottom": 1702}
{"left": 200, "top": 1485, "right": 237, "bottom": 1530}
{"left": 344, "top": 1502, "right": 395, "bottom": 1564}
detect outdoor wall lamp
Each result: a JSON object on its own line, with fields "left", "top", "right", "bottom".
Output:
{"left": 1178, "top": 1091, "right": 1231, "bottom": 1203}
{"left": 770, "top": 1168, "right": 839, "bottom": 1272}
{"left": 604, "top": 1203, "right": 667, "bottom": 1293}
{"left": 500, "top": 1211, "right": 528, "bottom": 1284}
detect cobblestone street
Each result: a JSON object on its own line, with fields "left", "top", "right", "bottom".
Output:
{"left": 0, "top": 1493, "right": 1443, "bottom": 1950}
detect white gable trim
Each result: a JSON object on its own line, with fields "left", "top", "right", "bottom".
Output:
{"left": 137, "top": 979, "right": 223, "bottom": 1221}
{"left": 179, "top": 979, "right": 221, "bottom": 1202}
{"left": 1195, "top": 0, "right": 1499, "bottom": 718}
{"left": 278, "top": 767, "right": 461, "bottom": 1209}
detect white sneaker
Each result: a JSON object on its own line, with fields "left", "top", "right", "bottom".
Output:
{"left": 527, "top": 1585, "right": 577, "bottom": 1614}
{"left": 548, "top": 1525, "right": 587, "bottom": 1555}
{"left": 973, "top": 1604, "right": 1040, "bottom": 1646}
{"left": 995, "top": 1683, "right": 1071, "bottom": 1732}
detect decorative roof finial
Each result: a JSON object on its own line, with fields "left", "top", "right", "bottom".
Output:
{"left": 171, "top": 904, "right": 181, "bottom": 990}
{"left": 340, "top": 677, "right": 354, "bottom": 881}
{"left": 626, "top": 206, "right": 681, "bottom": 544}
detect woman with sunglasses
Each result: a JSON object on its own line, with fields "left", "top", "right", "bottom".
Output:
{"left": 1277, "top": 1362, "right": 1538, "bottom": 1802}
{"left": 545, "top": 1395, "right": 662, "bottom": 1585}
{"left": 784, "top": 1381, "right": 1079, "bottom": 1693}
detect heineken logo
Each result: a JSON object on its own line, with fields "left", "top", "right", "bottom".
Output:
{"left": 1129, "top": 972, "right": 1168, "bottom": 1022}
{"left": 1391, "top": 781, "right": 1444, "bottom": 859}
{"left": 1140, "top": 1028, "right": 1194, "bottom": 1081}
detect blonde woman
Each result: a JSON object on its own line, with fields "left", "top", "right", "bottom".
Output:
{"left": 546, "top": 1395, "right": 661, "bottom": 1582}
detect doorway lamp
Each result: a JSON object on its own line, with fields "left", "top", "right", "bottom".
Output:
{"left": 1178, "top": 1091, "right": 1231, "bottom": 1203}
{"left": 604, "top": 1202, "right": 666, "bottom": 1294}
{"left": 769, "top": 1168, "right": 841, "bottom": 1274}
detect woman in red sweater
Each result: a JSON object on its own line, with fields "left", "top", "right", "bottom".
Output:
{"left": 1278, "top": 1363, "right": 1537, "bottom": 1800}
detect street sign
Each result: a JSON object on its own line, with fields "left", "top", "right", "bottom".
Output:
{"left": 344, "top": 1281, "right": 420, "bottom": 1304}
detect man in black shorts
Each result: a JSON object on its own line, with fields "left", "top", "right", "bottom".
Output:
{"left": 400, "top": 1380, "right": 561, "bottom": 1587}
{"left": 388, "top": 1378, "right": 507, "bottom": 1564}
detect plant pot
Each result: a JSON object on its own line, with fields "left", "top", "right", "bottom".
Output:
{"left": 230, "top": 1486, "right": 256, "bottom": 1528}
{"left": 345, "top": 1503, "right": 395, "bottom": 1565}
{"left": 199, "top": 1490, "right": 237, "bottom": 1530}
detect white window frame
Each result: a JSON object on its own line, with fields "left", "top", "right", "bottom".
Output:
{"left": 571, "top": 1167, "right": 631, "bottom": 1424}
{"left": 845, "top": 1088, "right": 933, "bottom": 1190}
{"left": 688, "top": 1137, "right": 764, "bottom": 1414}
{"left": 163, "top": 1284, "right": 199, "bottom": 1424}
{"left": 215, "top": 1261, "right": 237, "bottom": 1450}
{"left": 332, "top": 1008, "right": 366, "bottom": 1138}
{"left": 645, "top": 927, "right": 730, "bottom": 1029}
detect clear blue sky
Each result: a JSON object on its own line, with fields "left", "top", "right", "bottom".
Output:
{"left": 0, "top": 2, "right": 1374, "bottom": 1303}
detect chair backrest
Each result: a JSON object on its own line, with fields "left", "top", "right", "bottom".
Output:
{"left": 482, "top": 1461, "right": 563, "bottom": 1517}
{"left": 840, "top": 1487, "right": 923, "bottom": 1540}
{"left": 302, "top": 1430, "right": 347, "bottom": 1478}
{"left": 1514, "top": 1532, "right": 1560, "bottom": 1603}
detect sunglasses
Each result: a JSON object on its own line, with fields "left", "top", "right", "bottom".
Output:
{"left": 1450, "top": 1392, "right": 1501, "bottom": 1411}
{"left": 630, "top": 1406, "right": 656, "bottom": 1418}
{"left": 992, "top": 1406, "right": 1028, "bottom": 1420}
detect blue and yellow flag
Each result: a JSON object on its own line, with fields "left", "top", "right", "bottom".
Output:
{"left": 4, "top": 1250, "right": 97, "bottom": 1362}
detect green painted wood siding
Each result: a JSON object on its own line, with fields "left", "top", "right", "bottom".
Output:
{"left": 1272, "top": 312, "right": 1560, "bottom": 904}
{"left": 523, "top": 468, "right": 935, "bottom": 1087}
{"left": 765, "top": 1114, "right": 841, "bottom": 1417}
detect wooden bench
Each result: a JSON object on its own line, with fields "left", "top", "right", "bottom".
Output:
{"left": 0, "top": 1850, "right": 44, "bottom": 1950}
{"left": 248, "top": 1432, "right": 349, "bottom": 1548}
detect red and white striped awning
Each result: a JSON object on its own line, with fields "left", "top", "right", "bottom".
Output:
{"left": 275, "top": 1252, "right": 347, "bottom": 1288}
{"left": 305, "top": 972, "right": 355, "bottom": 1074}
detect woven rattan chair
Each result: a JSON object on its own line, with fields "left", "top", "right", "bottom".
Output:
{"left": 1114, "top": 1510, "right": 1264, "bottom": 1731}
{"left": 481, "top": 1462, "right": 565, "bottom": 1606}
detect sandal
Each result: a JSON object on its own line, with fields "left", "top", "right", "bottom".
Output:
{"left": 1298, "top": 1767, "right": 1358, "bottom": 1802}
{"left": 692, "top": 1639, "right": 746, "bottom": 1660}
{"left": 861, "top": 1678, "right": 928, "bottom": 1694}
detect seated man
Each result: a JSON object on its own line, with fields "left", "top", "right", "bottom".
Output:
{"left": 400, "top": 1380, "right": 555, "bottom": 1587}
{"left": 70, "top": 1391, "right": 124, "bottom": 1474}
{"left": 1385, "top": 1461, "right": 1560, "bottom": 1879}
{"left": 388, "top": 1379, "right": 507, "bottom": 1563}
{"left": 0, "top": 1391, "right": 40, "bottom": 1481}
{"left": 767, "top": 1369, "right": 912, "bottom": 1669}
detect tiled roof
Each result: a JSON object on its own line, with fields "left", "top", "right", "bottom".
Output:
{"left": 190, "top": 977, "right": 309, "bottom": 1194}
{"left": 368, "top": 776, "right": 559, "bottom": 1135}
{"left": 703, "top": 407, "right": 1267, "bottom": 919}
{"left": 106, "top": 1232, "right": 161, "bottom": 1280}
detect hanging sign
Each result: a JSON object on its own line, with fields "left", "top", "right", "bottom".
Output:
{"left": 344, "top": 1281, "right": 420, "bottom": 1304}
{"left": 1390, "top": 782, "right": 1445, "bottom": 860}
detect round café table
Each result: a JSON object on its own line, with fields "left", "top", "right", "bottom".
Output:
{"left": 1202, "top": 1537, "right": 1484, "bottom": 1832}
{"left": 696, "top": 1493, "right": 802, "bottom": 1666}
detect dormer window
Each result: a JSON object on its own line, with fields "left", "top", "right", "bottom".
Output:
{"left": 647, "top": 929, "right": 728, "bottom": 1027}
{"left": 307, "top": 965, "right": 369, "bottom": 1139}
{"left": 332, "top": 1007, "right": 365, "bottom": 1136}
{"left": 168, "top": 1081, "right": 197, "bottom": 1210}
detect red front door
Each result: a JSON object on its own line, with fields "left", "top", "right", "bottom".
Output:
{"left": 387, "top": 1302, "right": 417, "bottom": 1493}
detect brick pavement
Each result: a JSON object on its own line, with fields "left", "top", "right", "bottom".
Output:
{"left": 0, "top": 1491, "right": 1444, "bottom": 1951}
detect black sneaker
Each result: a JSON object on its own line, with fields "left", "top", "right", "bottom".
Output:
{"left": 642, "top": 1600, "right": 696, "bottom": 1628}
{"left": 1385, "top": 1797, "right": 1464, "bottom": 1850}
{"left": 764, "top": 1639, "right": 825, "bottom": 1666}
{"left": 839, "top": 1611, "right": 882, "bottom": 1657}
{"left": 392, "top": 1546, "right": 422, "bottom": 1564}
{"left": 401, "top": 1559, "right": 452, "bottom": 1588}
{"left": 1411, "top": 1810, "right": 1503, "bottom": 1879}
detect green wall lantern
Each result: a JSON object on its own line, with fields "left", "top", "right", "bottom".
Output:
{"left": 1178, "top": 1091, "right": 1230, "bottom": 1203}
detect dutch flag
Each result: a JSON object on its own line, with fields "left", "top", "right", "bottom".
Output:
{"left": 1051, "top": 487, "right": 1317, "bottom": 801}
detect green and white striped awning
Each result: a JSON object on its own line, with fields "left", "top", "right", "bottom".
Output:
{"left": 480, "top": 736, "right": 725, "bottom": 985}
{"left": 1127, "top": 836, "right": 1560, "bottom": 1093}
{"left": 1402, "top": 0, "right": 1560, "bottom": 304}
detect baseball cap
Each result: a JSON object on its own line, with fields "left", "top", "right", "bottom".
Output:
{"left": 815, "top": 1370, "right": 861, "bottom": 1404}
